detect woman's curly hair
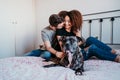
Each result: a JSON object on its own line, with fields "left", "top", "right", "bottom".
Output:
{"left": 69, "top": 10, "right": 83, "bottom": 32}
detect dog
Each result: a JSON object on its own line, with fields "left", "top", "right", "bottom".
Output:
{"left": 44, "top": 36, "right": 84, "bottom": 75}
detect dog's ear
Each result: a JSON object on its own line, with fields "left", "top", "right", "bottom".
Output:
{"left": 76, "top": 36, "right": 83, "bottom": 42}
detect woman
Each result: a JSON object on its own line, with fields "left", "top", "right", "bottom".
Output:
{"left": 57, "top": 10, "right": 120, "bottom": 62}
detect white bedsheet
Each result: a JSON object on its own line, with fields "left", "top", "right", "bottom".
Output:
{"left": 0, "top": 57, "right": 120, "bottom": 80}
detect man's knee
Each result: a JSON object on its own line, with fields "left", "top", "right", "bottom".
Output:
{"left": 41, "top": 51, "right": 51, "bottom": 60}
{"left": 32, "top": 49, "right": 41, "bottom": 53}
{"left": 25, "top": 49, "right": 41, "bottom": 56}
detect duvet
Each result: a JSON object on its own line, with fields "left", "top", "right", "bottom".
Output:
{"left": 0, "top": 57, "right": 120, "bottom": 80}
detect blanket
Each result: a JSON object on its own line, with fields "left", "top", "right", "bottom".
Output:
{"left": 0, "top": 57, "right": 120, "bottom": 80}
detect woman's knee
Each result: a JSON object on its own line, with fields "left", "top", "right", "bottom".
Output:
{"left": 86, "top": 37, "right": 98, "bottom": 46}
{"left": 86, "top": 37, "right": 96, "bottom": 42}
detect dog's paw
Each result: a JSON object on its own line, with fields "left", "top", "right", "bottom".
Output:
{"left": 75, "top": 71, "right": 82, "bottom": 75}
{"left": 75, "top": 68, "right": 83, "bottom": 75}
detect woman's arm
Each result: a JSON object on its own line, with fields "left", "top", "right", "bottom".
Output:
{"left": 57, "top": 35, "right": 64, "bottom": 52}
{"left": 74, "top": 30, "right": 85, "bottom": 45}
{"left": 56, "top": 28, "right": 65, "bottom": 52}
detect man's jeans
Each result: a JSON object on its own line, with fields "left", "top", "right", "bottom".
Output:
{"left": 24, "top": 49, "right": 51, "bottom": 60}
{"left": 82, "top": 37, "right": 117, "bottom": 61}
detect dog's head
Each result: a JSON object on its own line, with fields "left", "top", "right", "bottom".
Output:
{"left": 61, "top": 36, "right": 79, "bottom": 54}
{"left": 59, "top": 36, "right": 79, "bottom": 67}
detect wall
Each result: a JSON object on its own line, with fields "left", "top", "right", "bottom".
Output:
{"left": 35, "top": 0, "right": 120, "bottom": 48}
{"left": 0, "top": 0, "right": 15, "bottom": 58}
{"left": 0, "top": 0, "right": 36, "bottom": 58}
{"left": 14, "top": 0, "right": 36, "bottom": 56}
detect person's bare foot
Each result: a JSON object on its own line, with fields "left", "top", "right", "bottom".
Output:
{"left": 111, "top": 49, "right": 116, "bottom": 54}
{"left": 115, "top": 50, "right": 120, "bottom": 55}
{"left": 115, "top": 55, "right": 120, "bottom": 63}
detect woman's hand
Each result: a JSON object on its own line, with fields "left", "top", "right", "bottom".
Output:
{"left": 78, "top": 41, "right": 83, "bottom": 46}
{"left": 73, "top": 29, "right": 81, "bottom": 37}
{"left": 84, "top": 46, "right": 89, "bottom": 51}
{"left": 56, "top": 52, "right": 64, "bottom": 59}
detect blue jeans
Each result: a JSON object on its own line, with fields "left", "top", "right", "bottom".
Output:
{"left": 24, "top": 49, "right": 51, "bottom": 60}
{"left": 82, "top": 37, "right": 117, "bottom": 61}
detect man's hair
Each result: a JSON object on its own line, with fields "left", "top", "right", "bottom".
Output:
{"left": 58, "top": 10, "right": 68, "bottom": 20}
{"left": 49, "top": 14, "right": 64, "bottom": 27}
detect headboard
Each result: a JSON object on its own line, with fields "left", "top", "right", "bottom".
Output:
{"left": 82, "top": 9, "right": 120, "bottom": 48}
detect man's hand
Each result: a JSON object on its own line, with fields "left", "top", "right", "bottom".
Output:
{"left": 56, "top": 52, "right": 64, "bottom": 59}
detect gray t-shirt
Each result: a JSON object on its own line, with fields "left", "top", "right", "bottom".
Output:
{"left": 41, "top": 26, "right": 56, "bottom": 44}
{"left": 41, "top": 26, "right": 61, "bottom": 51}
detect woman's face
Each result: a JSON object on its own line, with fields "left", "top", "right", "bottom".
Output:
{"left": 64, "top": 16, "right": 72, "bottom": 30}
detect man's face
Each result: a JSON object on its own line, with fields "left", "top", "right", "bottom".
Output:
{"left": 56, "top": 22, "right": 64, "bottom": 29}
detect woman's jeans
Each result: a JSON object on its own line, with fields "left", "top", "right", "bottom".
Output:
{"left": 24, "top": 49, "right": 51, "bottom": 60}
{"left": 82, "top": 37, "right": 117, "bottom": 61}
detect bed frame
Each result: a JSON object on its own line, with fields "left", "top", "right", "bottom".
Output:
{"left": 82, "top": 9, "right": 120, "bottom": 48}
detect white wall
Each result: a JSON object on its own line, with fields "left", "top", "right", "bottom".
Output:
{"left": 35, "top": 0, "right": 120, "bottom": 48}
{"left": 0, "top": 0, "right": 36, "bottom": 58}
{"left": 0, "top": 0, "right": 15, "bottom": 58}
{"left": 14, "top": 0, "right": 36, "bottom": 56}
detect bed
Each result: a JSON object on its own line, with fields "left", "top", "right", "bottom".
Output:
{"left": 0, "top": 56, "right": 120, "bottom": 80}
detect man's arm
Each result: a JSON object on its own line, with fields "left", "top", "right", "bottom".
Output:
{"left": 44, "top": 41, "right": 64, "bottom": 58}
{"left": 41, "top": 29, "right": 64, "bottom": 58}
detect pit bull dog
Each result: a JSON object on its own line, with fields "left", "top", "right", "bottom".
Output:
{"left": 44, "top": 36, "right": 84, "bottom": 75}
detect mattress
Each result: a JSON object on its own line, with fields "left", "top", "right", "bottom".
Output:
{"left": 0, "top": 57, "right": 120, "bottom": 80}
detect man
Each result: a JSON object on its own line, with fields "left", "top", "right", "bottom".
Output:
{"left": 25, "top": 14, "right": 64, "bottom": 60}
